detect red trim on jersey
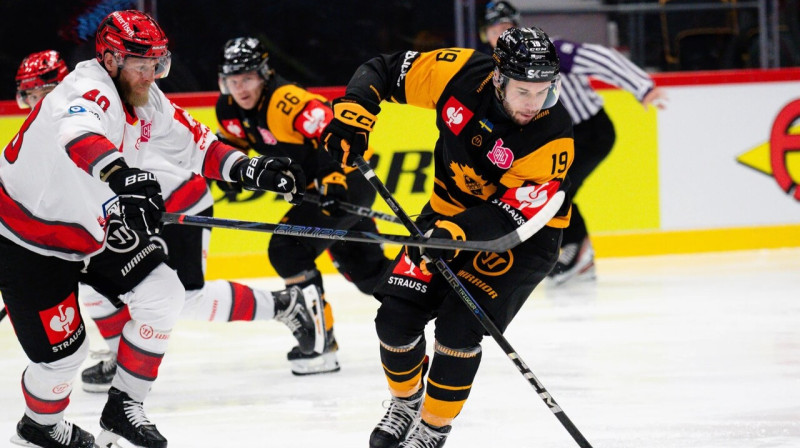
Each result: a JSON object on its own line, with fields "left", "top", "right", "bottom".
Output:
{"left": 228, "top": 282, "right": 256, "bottom": 321}
{"left": 0, "top": 182, "right": 104, "bottom": 256}
{"left": 117, "top": 336, "right": 164, "bottom": 382}
{"left": 22, "top": 377, "right": 70, "bottom": 415}
{"left": 164, "top": 174, "right": 209, "bottom": 213}
{"left": 65, "top": 133, "right": 118, "bottom": 174}
{"left": 202, "top": 140, "right": 241, "bottom": 180}
{"left": 293, "top": 99, "right": 333, "bottom": 140}
{"left": 94, "top": 306, "right": 132, "bottom": 340}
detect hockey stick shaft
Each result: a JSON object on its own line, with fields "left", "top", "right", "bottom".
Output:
{"left": 163, "top": 213, "right": 513, "bottom": 252}
{"left": 303, "top": 193, "right": 402, "bottom": 224}
{"left": 354, "top": 156, "right": 592, "bottom": 447}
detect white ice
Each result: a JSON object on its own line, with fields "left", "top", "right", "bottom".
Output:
{"left": 1, "top": 248, "right": 799, "bottom": 447}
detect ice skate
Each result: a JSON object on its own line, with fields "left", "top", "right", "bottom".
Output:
{"left": 398, "top": 420, "right": 451, "bottom": 448}
{"left": 369, "top": 388, "right": 425, "bottom": 448}
{"left": 96, "top": 387, "right": 166, "bottom": 448}
{"left": 287, "top": 328, "right": 340, "bottom": 375}
{"left": 11, "top": 415, "right": 94, "bottom": 448}
{"left": 274, "top": 285, "right": 325, "bottom": 355}
{"left": 549, "top": 236, "right": 596, "bottom": 285}
{"left": 81, "top": 351, "right": 116, "bottom": 393}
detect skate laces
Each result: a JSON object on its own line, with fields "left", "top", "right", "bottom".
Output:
{"left": 376, "top": 392, "right": 423, "bottom": 438}
{"left": 123, "top": 399, "right": 154, "bottom": 428}
{"left": 275, "top": 289, "right": 304, "bottom": 332}
{"left": 48, "top": 419, "right": 74, "bottom": 445}
{"left": 401, "top": 422, "right": 448, "bottom": 448}
{"left": 89, "top": 350, "right": 117, "bottom": 373}
{"left": 557, "top": 242, "right": 579, "bottom": 265}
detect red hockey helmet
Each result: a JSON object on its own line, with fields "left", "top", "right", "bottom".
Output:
{"left": 95, "top": 10, "right": 171, "bottom": 78}
{"left": 15, "top": 50, "right": 69, "bottom": 108}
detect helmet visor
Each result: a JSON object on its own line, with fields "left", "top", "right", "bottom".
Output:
{"left": 16, "top": 85, "right": 56, "bottom": 109}
{"left": 116, "top": 52, "right": 172, "bottom": 79}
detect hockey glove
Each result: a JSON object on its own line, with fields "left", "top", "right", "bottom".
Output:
{"left": 107, "top": 166, "right": 165, "bottom": 235}
{"left": 233, "top": 156, "right": 306, "bottom": 205}
{"left": 406, "top": 220, "right": 466, "bottom": 275}
{"left": 314, "top": 169, "right": 348, "bottom": 217}
{"left": 321, "top": 98, "right": 379, "bottom": 167}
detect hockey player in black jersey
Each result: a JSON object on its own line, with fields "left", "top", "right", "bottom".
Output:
{"left": 215, "top": 37, "right": 393, "bottom": 375}
{"left": 321, "top": 27, "right": 574, "bottom": 447}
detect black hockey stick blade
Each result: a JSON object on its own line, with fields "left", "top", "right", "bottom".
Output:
{"left": 303, "top": 193, "right": 402, "bottom": 224}
{"left": 161, "top": 212, "right": 549, "bottom": 253}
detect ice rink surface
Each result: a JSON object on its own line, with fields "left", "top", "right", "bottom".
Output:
{"left": 1, "top": 248, "right": 799, "bottom": 447}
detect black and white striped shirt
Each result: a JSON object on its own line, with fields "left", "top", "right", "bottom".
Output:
{"left": 553, "top": 38, "right": 655, "bottom": 124}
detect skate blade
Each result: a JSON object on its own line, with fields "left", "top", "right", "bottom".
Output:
{"left": 95, "top": 429, "right": 144, "bottom": 448}
{"left": 290, "top": 352, "right": 341, "bottom": 376}
{"left": 10, "top": 434, "right": 39, "bottom": 447}
{"left": 301, "top": 285, "right": 326, "bottom": 354}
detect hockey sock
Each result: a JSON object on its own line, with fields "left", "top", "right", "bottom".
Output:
{"left": 21, "top": 338, "right": 89, "bottom": 425}
{"left": 113, "top": 320, "right": 170, "bottom": 402}
{"left": 379, "top": 335, "right": 427, "bottom": 398}
{"left": 182, "top": 280, "right": 276, "bottom": 322}
{"left": 421, "top": 340, "right": 482, "bottom": 427}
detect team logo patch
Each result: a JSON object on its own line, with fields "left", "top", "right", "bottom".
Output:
{"left": 449, "top": 162, "right": 496, "bottom": 199}
{"left": 39, "top": 293, "right": 82, "bottom": 345}
{"left": 487, "top": 138, "right": 514, "bottom": 169}
{"left": 257, "top": 127, "right": 278, "bottom": 145}
{"left": 296, "top": 101, "right": 333, "bottom": 139}
{"left": 140, "top": 121, "right": 151, "bottom": 142}
{"left": 442, "top": 96, "right": 473, "bottom": 136}
{"left": 392, "top": 253, "right": 433, "bottom": 281}
{"left": 68, "top": 105, "right": 86, "bottom": 114}
{"left": 222, "top": 119, "right": 245, "bottom": 138}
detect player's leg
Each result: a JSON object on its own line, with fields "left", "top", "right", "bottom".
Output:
{"left": 268, "top": 201, "right": 354, "bottom": 375}
{"left": 369, "top": 252, "right": 441, "bottom": 448}
{"left": 0, "top": 235, "right": 95, "bottom": 448}
{"left": 80, "top": 219, "right": 182, "bottom": 447}
{"left": 550, "top": 109, "right": 615, "bottom": 284}
{"left": 160, "top": 205, "right": 324, "bottom": 354}
{"left": 401, "top": 228, "right": 559, "bottom": 447}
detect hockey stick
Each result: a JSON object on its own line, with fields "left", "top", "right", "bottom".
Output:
{"left": 0, "top": 307, "right": 6, "bottom": 322}
{"left": 353, "top": 156, "right": 592, "bottom": 448}
{"left": 303, "top": 192, "right": 402, "bottom": 224}
{"left": 162, "top": 213, "right": 530, "bottom": 253}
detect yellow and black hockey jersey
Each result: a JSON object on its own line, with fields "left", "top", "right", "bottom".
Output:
{"left": 343, "top": 48, "right": 574, "bottom": 241}
{"left": 215, "top": 73, "right": 340, "bottom": 178}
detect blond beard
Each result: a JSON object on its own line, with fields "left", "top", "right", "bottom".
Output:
{"left": 118, "top": 77, "right": 151, "bottom": 107}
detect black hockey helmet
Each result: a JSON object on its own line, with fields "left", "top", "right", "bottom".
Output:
{"left": 485, "top": 1, "right": 520, "bottom": 27}
{"left": 218, "top": 37, "right": 270, "bottom": 93}
{"left": 493, "top": 27, "right": 561, "bottom": 108}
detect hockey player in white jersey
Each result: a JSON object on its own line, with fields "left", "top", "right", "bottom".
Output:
{"left": 0, "top": 10, "right": 308, "bottom": 448}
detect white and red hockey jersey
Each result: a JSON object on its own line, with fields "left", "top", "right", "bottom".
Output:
{"left": 0, "top": 59, "right": 245, "bottom": 261}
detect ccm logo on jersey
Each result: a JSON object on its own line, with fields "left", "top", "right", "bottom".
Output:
{"left": 442, "top": 96, "right": 473, "bottom": 136}
{"left": 124, "top": 172, "right": 157, "bottom": 186}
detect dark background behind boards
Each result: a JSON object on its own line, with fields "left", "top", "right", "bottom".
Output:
{"left": 0, "top": 0, "right": 454, "bottom": 101}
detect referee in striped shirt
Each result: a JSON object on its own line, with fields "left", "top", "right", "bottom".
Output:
{"left": 482, "top": 1, "right": 667, "bottom": 285}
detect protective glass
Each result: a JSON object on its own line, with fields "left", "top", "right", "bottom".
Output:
{"left": 116, "top": 52, "right": 172, "bottom": 79}
{"left": 16, "top": 85, "right": 56, "bottom": 109}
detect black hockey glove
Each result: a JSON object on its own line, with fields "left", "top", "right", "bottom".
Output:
{"left": 107, "top": 166, "right": 165, "bottom": 235}
{"left": 314, "top": 169, "right": 348, "bottom": 217}
{"left": 321, "top": 98, "right": 379, "bottom": 167}
{"left": 406, "top": 219, "right": 466, "bottom": 275}
{"left": 233, "top": 156, "right": 306, "bottom": 205}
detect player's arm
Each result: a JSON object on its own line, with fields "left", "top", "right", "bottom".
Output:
{"left": 321, "top": 48, "right": 476, "bottom": 166}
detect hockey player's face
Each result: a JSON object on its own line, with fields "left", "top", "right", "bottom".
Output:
{"left": 19, "top": 86, "right": 55, "bottom": 108}
{"left": 119, "top": 57, "right": 157, "bottom": 107}
{"left": 224, "top": 72, "right": 264, "bottom": 110}
{"left": 501, "top": 79, "right": 551, "bottom": 126}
